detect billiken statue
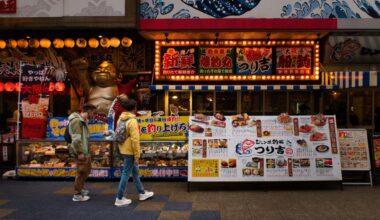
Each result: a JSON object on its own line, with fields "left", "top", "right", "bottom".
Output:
{"left": 88, "top": 61, "right": 122, "bottom": 114}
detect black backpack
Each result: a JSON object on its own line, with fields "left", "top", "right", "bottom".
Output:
{"left": 64, "top": 121, "right": 72, "bottom": 143}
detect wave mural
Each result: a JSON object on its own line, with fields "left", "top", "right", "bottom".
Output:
{"left": 354, "top": 0, "right": 380, "bottom": 18}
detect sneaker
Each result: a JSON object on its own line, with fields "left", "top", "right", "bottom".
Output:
{"left": 72, "top": 194, "right": 90, "bottom": 202}
{"left": 81, "top": 189, "right": 89, "bottom": 196}
{"left": 114, "top": 197, "right": 132, "bottom": 207}
{"left": 139, "top": 191, "right": 154, "bottom": 201}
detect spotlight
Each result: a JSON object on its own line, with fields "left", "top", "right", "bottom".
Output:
{"left": 266, "top": 33, "right": 271, "bottom": 44}
{"left": 214, "top": 32, "right": 219, "bottom": 45}
{"left": 165, "top": 32, "right": 169, "bottom": 43}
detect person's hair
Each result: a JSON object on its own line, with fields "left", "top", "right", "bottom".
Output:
{"left": 82, "top": 103, "right": 97, "bottom": 112}
{"left": 121, "top": 99, "right": 137, "bottom": 111}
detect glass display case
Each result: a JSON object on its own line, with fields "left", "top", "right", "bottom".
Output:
{"left": 16, "top": 139, "right": 113, "bottom": 179}
{"left": 112, "top": 141, "right": 188, "bottom": 179}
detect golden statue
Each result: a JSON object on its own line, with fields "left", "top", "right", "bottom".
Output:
{"left": 88, "top": 61, "right": 122, "bottom": 114}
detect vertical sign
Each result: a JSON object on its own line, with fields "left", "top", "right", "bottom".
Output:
{"left": 19, "top": 63, "right": 51, "bottom": 139}
{"left": 199, "top": 47, "right": 234, "bottom": 74}
{"left": 236, "top": 47, "right": 272, "bottom": 75}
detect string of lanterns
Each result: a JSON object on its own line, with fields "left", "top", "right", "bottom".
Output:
{"left": 0, "top": 82, "right": 65, "bottom": 92}
{"left": 0, "top": 37, "right": 132, "bottom": 49}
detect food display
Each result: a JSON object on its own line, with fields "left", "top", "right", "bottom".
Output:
{"left": 16, "top": 140, "right": 112, "bottom": 178}
{"left": 189, "top": 115, "right": 342, "bottom": 182}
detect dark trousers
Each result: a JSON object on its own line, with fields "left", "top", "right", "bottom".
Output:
{"left": 74, "top": 156, "right": 92, "bottom": 195}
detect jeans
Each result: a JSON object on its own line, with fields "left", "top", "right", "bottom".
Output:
{"left": 116, "top": 155, "right": 145, "bottom": 199}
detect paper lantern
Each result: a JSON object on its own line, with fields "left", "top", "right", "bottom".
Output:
{"left": 76, "top": 38, "right": 87, "bottom": 48}
{"left": 4, "top": 82, "right": 14, "bottom": 92}
{"left": 0, "top": 82, "right": 4, "bottom": 92}
{"left": 28, "top": 39, "right": 40, "bottom": 48}
{"left": 88, "top": 38, "right": 99, "bottom": 48}
{"left": 121, "top": 37, "right": 132, "bottom": 47}
{"left": 17, "top": 39, "right": 28, "bottom": 49}
{"left": 7, "top": 39, "right": 17, "bottom": 48}
{"left": 110, "top": 37, "right": 120, "bottom": 47}
{"left": 64, "top": 38, "right": 75, "bottom": 48}
{"left": 0, "top": 40, "right": 6, "bottom": 49}
{"left": 100, "top": 37, "right": 110, "bottom": 48}
{"left": 53, "top": 39, "right": 65, "bottom": 48}
{"left": 14, "top": 82, "right": 22, "bottom": 92}
{"left": 55, "top": 82, "right": 65, "bottom": 92}
{"left": 40, "top": 38, "right": 51, "bottom": 48}
{"left": 48, "top": 82, "right": 55, "bottom": 92}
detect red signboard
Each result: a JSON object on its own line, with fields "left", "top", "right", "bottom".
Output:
{"left": 0, "top": 0, "right": 16, "bottom": 13}
{"left": 161, "top": 47, "right": 197, "bottom": 75}
{"left": 276, "top": 47, "right": 312, "bottom": 75}
{"left": 199, "top": 47, "right": 234, "bottom": 74}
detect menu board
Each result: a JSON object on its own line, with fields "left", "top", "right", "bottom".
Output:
{"left": 338, "top": 129, "right": 371, "bottom": 171}
{"left": 188, "top": 114, "right": 342, "bottom": 182}
{"left": 372, "top": 135, "right": 380, "bottom": 173}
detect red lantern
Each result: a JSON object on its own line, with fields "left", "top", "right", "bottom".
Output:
{"left": 4, "top": 82, "right": 14, "bottom": 92}
{"left": 55, "top": 82, "right": 65, "bottom": 92}
{"left": 14, "top": 82, "right": 22, "bottom": 92}
{"left": 0, "top": 82, "right": 4, "bottom": 92}
{"left": 48, "top": 82, "right": 55, "bottom": 92}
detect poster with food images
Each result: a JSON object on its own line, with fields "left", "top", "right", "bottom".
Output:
{"left": 188, "top": 114, "right": 342, "bottom": 182}
{"left": 338, "top": 129, "right": 371, "bottom": 171}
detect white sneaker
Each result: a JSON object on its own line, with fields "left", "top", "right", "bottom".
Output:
{"left": 114, "top": 197, "right": 132, "bottom": 207}
{"left": 139, "top": 191, "right": 154, "bottom": 201}
{"left": 72, "top": 194, "right": 90, "bottom": 202}
{"left": 81, "top": 189, "right": 89, "bottom": 196}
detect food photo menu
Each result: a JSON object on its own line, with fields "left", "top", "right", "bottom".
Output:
{"left": 188, "top": 113, "right": 342, "bottom": 182}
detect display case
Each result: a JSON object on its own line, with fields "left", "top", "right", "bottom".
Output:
{"left": 112, "top": 141, "right": 189, "bottom": 179}
{"left": 16, "top": 139, "right": 113, "bottom": 179}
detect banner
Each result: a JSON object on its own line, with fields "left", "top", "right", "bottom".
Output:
{"left": 236, "top": 47, "right": 273, "bottom": 75}
{"left": 19, "top": 64, "right": 51, "bottom": 139}
{"left": 276, "top": 47, "right": 312, "bottom": 75}
{"left": 0, "top": 0, "right": 16, "bottom": 13}
{"left": 137, "top": 116, "right": 189, "bottom": 141}
{"left": 188, "top": 114, "right": 342, "bottom": 182}
{"left": 199, "top": 47, "right": 234, "bottom": 74}
{"left": 338, "top": 129, "right": 371, "bottom": 171}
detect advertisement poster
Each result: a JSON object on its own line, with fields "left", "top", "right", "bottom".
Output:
{"left": 137, "top": 116, "right": 189, "bottom": 141}
{"left": 338, "top": 129, "right": 371, "bottom": 171}
{"left": 199, "top": 47, "right": 234, "bottom": 74}
{"left": 276, "top": 47, "right": 312, "bottom": 75}
{"left": 372, "top": 135, "right": 380, "bottom": 172}
{"left": 161, "top": 47, "right": 197, "bottom": 75}
{"left": 19, "top": 64, "right": 51, "bottom": 139}
{"left": 236, "top": 47, "right": 273, "bottom": 75}
{"left": 188, "top": 114, "right": 342, "bottom": 182}
{"left": 46, "top": 116, "right": 113, "bottom": 140}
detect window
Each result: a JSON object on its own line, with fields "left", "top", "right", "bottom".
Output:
{"left": 241, "top": 92, "right": 263, "bottom": 115}
{"left": 192, "top": 91, "right": 214, "bottom": 115}
{"left": 288, "top": 91, "right": 312, "bottom": 115}
{"left": 323, "top": 90, "right": 347, "bottom": 127}
{"left": 264, "top": 91, "right": 287, "bottom": 115}
{"left": 168, "top": 91, "right": 190, "bottom": 116}
{"left": 348, "top": 89, "right": 372, "bottom": 126}
{"left": 216, "top": 92, "right": 237, "bottom": 115}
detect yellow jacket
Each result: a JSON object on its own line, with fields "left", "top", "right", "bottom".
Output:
{"left": 117, "top": 112, "right": 140, "bottom": 159}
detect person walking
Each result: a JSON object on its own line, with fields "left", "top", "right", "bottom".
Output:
{"left": 115, "top": 98, "right": 154, "bottom": 207}
{"left": 68, "top": 103, "right": 97, "bottom": 202}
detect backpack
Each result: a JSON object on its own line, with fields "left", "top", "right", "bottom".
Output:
{"left": 64, "top": 121, "right": 72, "bottom": 143}
{"left": 114, "top": 118, "right": 132, "bottom": 144}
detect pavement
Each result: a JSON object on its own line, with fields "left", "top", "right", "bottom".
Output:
{"left": 0, "top": 179, "right": 380, "bottom": 220}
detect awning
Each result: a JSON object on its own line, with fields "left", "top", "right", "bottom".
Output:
{"left": 149, "top": 71, "right": 380, "bottom": 91}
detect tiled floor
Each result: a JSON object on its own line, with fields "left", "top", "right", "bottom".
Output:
{"left": 0, "top": 180, "right": 380, "bottom": 219}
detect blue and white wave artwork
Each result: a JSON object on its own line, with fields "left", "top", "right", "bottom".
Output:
{"left": 354, "top": 0, "right": 380, "bottom": 18}
{"left": 281, "top": 0, "right": 361, "bottom": 18}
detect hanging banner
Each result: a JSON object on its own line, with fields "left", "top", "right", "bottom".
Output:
{"left": 19, "top": 63, "right": 51, "bottom": 139}
{"left": 188, "top": 114, "right": 342, "bottom": 182}
{"left": 236, "top": 47, "right": 273, "bottom": 75}
{"left": 199, "top": 47, "right": 234, "bottom": 75}
{"left": 338, "top": 129, "right": 371, "bottom": 171}
{"left": 137, "top": 116, "right": 189, "bottom": 141}
{"left": 276, "top": 47, "right": 312, "bottom": 75}
{"left": 161, "top": 47, "right": 197, "bottom": 75}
